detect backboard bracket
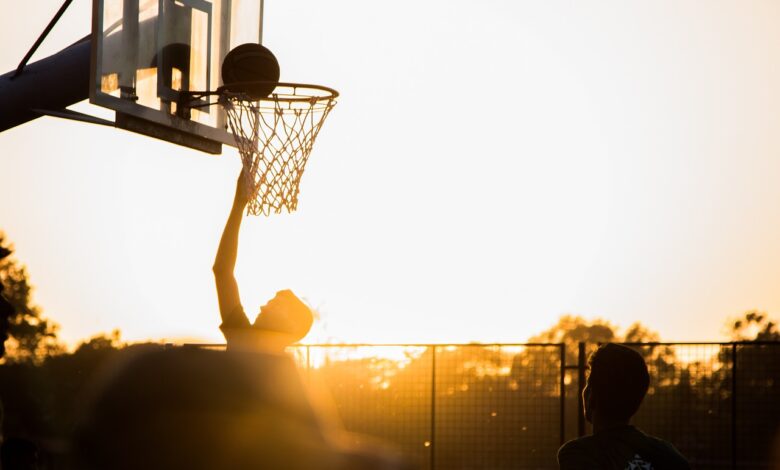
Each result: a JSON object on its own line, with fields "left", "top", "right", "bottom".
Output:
{"left": 32, "top": 108, "right": 114, "bottom": 127}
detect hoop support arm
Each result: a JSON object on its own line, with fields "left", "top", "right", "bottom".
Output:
{"left": 14, "top": 0, "right": 75, "bottom": 78}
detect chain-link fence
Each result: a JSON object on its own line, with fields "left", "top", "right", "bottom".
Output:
{"left": 4, "top": 340, "right": 777, "bottom": 469}
{"left": 290, "top": 344, "right": 565, "bottom": 470}
{"left": 190, "top": 341, "right": 780, "bottom": 469}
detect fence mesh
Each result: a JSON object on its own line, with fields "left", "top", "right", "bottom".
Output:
{"left": 296, "top": 345, "right": 433, "bottom": 468}
{"left": 202, "top": 342, "right": 780, "bottom": 469}
{"left": 292, "top": 344, "right": 564, "bottom": 470}
{"left": 5, "top": 339, "right": 780, "bottom": 469}
{"left": 435, "top": 344, "right": 562, "bottom": 469}
{"left": 735, "top": 343, "right": 780, "bottom": 470}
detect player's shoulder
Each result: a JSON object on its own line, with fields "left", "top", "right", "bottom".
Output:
{"left": 558, "top": 435, "right": 594, "bottom": 453}
{"left": 557, "top": 435, "right": 599, "bottom": 467}
{"left": 634, "top": 428, "right": 691, "bottom": 468}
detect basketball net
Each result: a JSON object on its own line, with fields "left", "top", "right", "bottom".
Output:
{"left": 220, "top": 83, "right": 338, "bottom": 216}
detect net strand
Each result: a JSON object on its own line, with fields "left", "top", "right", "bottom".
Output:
{"left": 221, "top": 88, "right": 337, "bottom": 216}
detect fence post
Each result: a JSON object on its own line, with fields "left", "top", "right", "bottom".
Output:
{"left": 577, "top": 342, "right": 586, "bottom": 437}
{"left": 560, "top": 343, "right": 566, "bottom": 445}
{"left": 731, "top": 342, "right": 737, "bottom": 470}
{"left": 306, "top": 345, "right": 311, "bottom": 382}
{"left": 430, "top": 345, "right": 437, "bottom": 470}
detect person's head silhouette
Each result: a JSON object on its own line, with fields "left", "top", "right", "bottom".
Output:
{"left": 558, "top": 343, "right": 688, "bottom": 469}
{"left": 583, "top": 343, "right": 650, "bottom": 428}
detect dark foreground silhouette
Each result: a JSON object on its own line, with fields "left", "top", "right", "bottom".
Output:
{"left": 558, "top": 343, "right": 690, "bottom": 469}
{"left": 1, "top": 437, "right": 39, "bottom": 470}
{"left": 72, "top": 346, "right": 412, "bottom": 470}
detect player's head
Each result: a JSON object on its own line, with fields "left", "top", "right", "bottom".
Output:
{"left": 255, "top": 290, "right": 313, "bottom": 344}
{"left": 583, "top": 343, "right": 650, "bottom": 424}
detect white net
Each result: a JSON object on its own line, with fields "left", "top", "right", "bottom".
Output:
{"left": 220, "top": 84, "right": 338, "bottom": 216}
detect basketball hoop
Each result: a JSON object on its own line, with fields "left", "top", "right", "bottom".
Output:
{"left": 217, "top": 82, "right": 338, "bottom": 216}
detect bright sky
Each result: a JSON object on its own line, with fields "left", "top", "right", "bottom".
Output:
{"left": 1, "top": 0, "right": 780, "bottom": 348}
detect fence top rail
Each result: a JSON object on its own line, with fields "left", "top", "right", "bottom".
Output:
{"left": 177, "top": 342, "right": 567, "bottom": 348}
{"left": 615, "top": 341, "right": 780, "bottom": 346}
{"left": 176, "top": 341, "right": 780, "bottom": 350}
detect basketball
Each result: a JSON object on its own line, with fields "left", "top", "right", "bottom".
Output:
{"left": 221, "top": 43, "right": 281, "bottom": 99}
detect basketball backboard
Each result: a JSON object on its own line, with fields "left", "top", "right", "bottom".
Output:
{"left": 90, "top": 0, "right": 263, "bottom": 154}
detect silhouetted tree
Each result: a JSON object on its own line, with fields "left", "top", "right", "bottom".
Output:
{"left": 0, "top": 233, "right": 61, "bottom": 362}
{"left": 729, "top": 310, "right": 780, "bottom": 341}
{"left": 525, "top": 315, "right": 616, "bottom": 365}
{"left": 0, "top": 330, "right": 126, "bottom": 455}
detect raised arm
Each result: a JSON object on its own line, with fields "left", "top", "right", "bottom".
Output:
{"left": 212, "top": 172, "right": 249, "bottom": 323}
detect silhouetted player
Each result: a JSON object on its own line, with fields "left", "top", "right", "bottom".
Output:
{"left": 213, "top": 172, "right": 313, "bottom": 352}
{"left": 558, "top": 343, "right": 689, "bottom": 469}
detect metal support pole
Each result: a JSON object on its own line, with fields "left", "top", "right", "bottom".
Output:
{"left": 306, "top": 345, "right": 311, "bottom": 382}
{"left": 14, "top": 0, "right": 75, "bottom": 78}
{"left": 430, "top": 345, "right": 437, "bottom": 470}
{"left": 258, "top": 0, "right": 264, "bottom": 44}
{"left": 577, "top": 342, "right": 586, "bottom": 437}
{"left": 0, "top": 36, "right": 91, "bottom": 133}
{"left": 560, "top": 343, "right": 566, "bottom": 445}
{"left": 120, "top": 0, "right": 140, "bottom": 99}
{"left": 731, "top": 343, "right": 737, "bottom": 470}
